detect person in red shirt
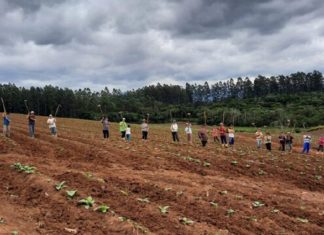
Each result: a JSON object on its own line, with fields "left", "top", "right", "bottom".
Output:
{"left": 317, "top": 136, "right": 324, "bottom": 153}
{"left": 219, "top": 123, "right": 227, "bottom": 147}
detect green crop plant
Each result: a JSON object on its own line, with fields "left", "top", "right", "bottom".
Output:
{"left": 78, "top": 196, "right": 95, "bottom": 209}
{"left": 226, "top": 209, "right": 235, "bottom": 217}
{"left": 159, "top": 206, "right": 169, "bottom": 214}
{"left": 137, "top": 198, "right": 150, "bottom": 203}
{"left": 203, "top": 161, "right": 211, "bottom": 167}
{"left": 66, "top": 190, "right": 77, "bottom": 199}
{"left": 252, "top": 201, "right": 265, "bottom": 208}
{"left": 55, "top": 181, "right": 66, "bottom": 191}
{"left": 219, "top": 190, "right": 228, "bottom": 195}
{"left": 12, "top": 163, "right": 36, "bottom": 174}
{"left": 179, "top": 217, "right": 194, "bottom": 225}
{"left": 94, "top": 204, "right": 109, "bottom": 213}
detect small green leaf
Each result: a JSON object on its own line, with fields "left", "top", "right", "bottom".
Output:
{"left": 95, "top": 204, "right": 109, "bottom": 213}
{"left": 219, "top": 190, "right": 228, "bottom": 195}
{"left": 66, "top": 190, "right": 77, "bottom": 198}
{"left": 137, "top": 198, "right": 150, "bottom": 203}
{"left": 55, "top": 181, "right": 66, "bottom": 191}
{"left": 159, "top": 206, "right": 169, "bottom": 214}
{"left": 179, "top": 217, "right": 194, "bottom": 225}
{"left": 252, "top": 201, "right": 265, "bottom": 208}
{"left": 226, "top": 209, "right": 235, "bottom": 216}
{"left": 78, "top": 196, "right": 95, "bottom": 209}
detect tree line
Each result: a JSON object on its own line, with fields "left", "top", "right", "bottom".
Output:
{"left": 0, "top": 70, "right": 323, "bottom": 127}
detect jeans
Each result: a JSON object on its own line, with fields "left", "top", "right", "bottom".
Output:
{"left": 286, "top": 143, "right": 292, "bottom": 151}
{"left": 29, "top": 124, "right": 35, "bottom": 137}
{"left": 256, "top": 139, "right": 262, "bottom": 148}
{"left": 3, "top": 125, "right": 10, "bottom": 137}
{"left": 50, "top": 127, "right": 57, "bottom": 136}
{"left": 103, "top": 130, "right": 109, "bottom": 138}
{"left": 302, "top": 143, "right": 310, "bottom": 153}
{"left": 229, "top": 137, "right": 234, "bottom": 145}
{"left": 172, "top": 132, "right": 179, "bottom": 142}
{"left": 126, "top": 134, "right": 131, "bottom": 142}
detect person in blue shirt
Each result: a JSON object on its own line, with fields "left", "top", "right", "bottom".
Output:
{"left": 2, "top": 111, "right": 10, "bottom": 137}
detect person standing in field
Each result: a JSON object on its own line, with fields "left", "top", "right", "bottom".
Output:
{"left": 119, "top": 118, "right": 127, "bottom": 139}
{"left": 46, "top": 114, "right": 57, "bottom": 137}
{"left": 219, "top": 123, "right": 227, "bottom": 147}
{"left": 302, "top": 134, "right": 312, "bottom": 154}
{"left": 27, "top": 111, "right": 36, "bottom": 138}
{"left": 198, "top": 125, "right": 208, "bottom": 147}
{"left": 2, "top": 111, "right": 10, "bottom": 137}
{"left": 317, "top": 136, "right": 324, "bottom": 154}
{"left": 228, "top": 125, "right": 235, "bottom": 146}
{"left": 264, "top": 132, "right": 272, "bottom": 151}
{"left": 255, "top": 128, "right": 263, "bottom": 149}
{"left": 141, "top": 119, "right": 149, "bottom": 140}
{"left": 184, "top": 122, "right": 193, "bottom": 144}
{"left": 278, "top": 132, "right": 286, "bottom": 151}
{"left": 285, "top": 132, "right": 294, "bottom": 152}
{"left": 101, "top": 116, "right": 109, "bottom": 139}
{"left": 211, "top": 126, "right": 220, "bottom": 143}
{"left": 126, "top": 124, "right": 131, "bottom": 142}
{"left": 170, "top": 120, "right": 180, "bottom": 142}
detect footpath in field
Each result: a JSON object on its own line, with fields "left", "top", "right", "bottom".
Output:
{"left": 0, "top": 114, "right": 323, "bottom": 235}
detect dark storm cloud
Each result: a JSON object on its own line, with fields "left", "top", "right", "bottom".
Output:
{"left": 162, "top": 0, "right": 324, "bottom": 38}
{"left": 0, "top": 0, "right": 323, "bottom": 90}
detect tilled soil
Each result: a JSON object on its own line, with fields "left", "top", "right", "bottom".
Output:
{"left": 0, "top": 114, "right": 323, "bottom": 235}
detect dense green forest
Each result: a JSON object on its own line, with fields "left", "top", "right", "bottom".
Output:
{"left": 1, "top": 71, "right": 323, "bottom": 127}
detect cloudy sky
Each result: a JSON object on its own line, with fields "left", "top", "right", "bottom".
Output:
{"left": 0, "top": 0, "right": 324, "bottom": 91}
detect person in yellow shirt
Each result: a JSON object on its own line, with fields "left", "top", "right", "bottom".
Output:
{"left": 119, "top": 118, "right": 127, "bottom": 139}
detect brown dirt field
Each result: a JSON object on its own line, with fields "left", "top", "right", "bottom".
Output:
{"left": 0, "top": 114, "right": 323, "bottom": 235}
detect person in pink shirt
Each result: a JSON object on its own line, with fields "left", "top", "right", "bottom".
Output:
{"left": 317, "top": 136, "right": 324, "bottom": 153}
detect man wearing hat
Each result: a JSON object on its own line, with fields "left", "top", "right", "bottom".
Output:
{"left": 27, "top": 111, "right": 36, "bottom": 138}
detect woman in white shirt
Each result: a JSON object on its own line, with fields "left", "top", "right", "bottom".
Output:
{"left": 184, "top": 122, "right": 192, "bottom": 144}
{"left": 170, "top": 120, "right": 179, "bottom": 142}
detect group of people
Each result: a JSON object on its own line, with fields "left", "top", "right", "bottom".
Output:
{"left": 180, "top": 121, "right": 235, "bottom": 147}
{"left": 1, "top": 111, "right": 57, "bottom": 138}
{"left": 2, "top": 112, "right": 324, "bottom": 154}
{"left": 255, "top": 128, "right": 323, "bottom": 154}
{"left": 101, "top": 117, "right": 149, "bottom": 142}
